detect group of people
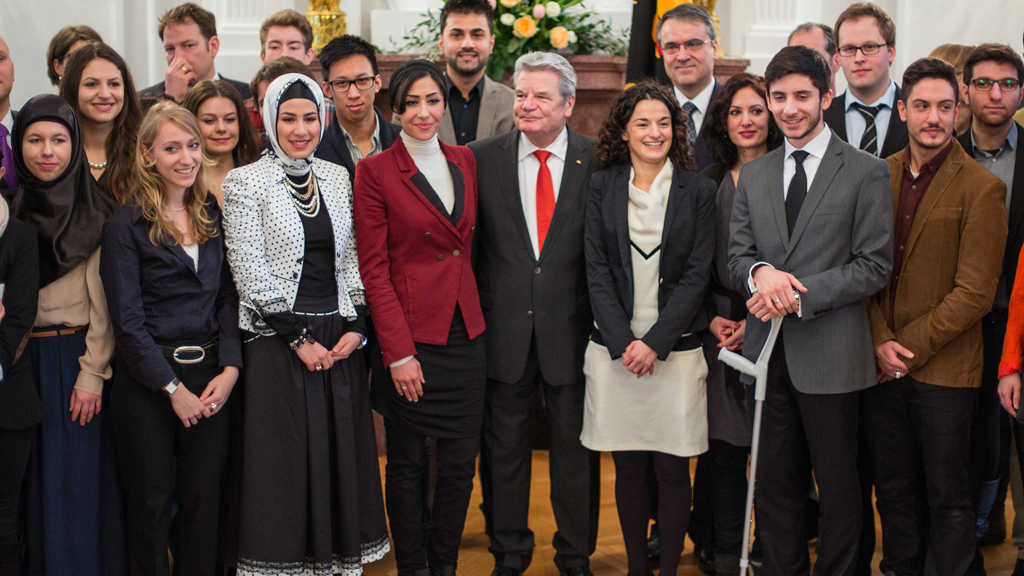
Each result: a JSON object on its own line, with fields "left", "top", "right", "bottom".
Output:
{"left": 1, "top": 1, "right": 1024, "bottom": 576}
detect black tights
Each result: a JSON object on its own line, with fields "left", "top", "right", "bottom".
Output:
{"left": 613, "top": 451, "right": 691, "bottom": 576}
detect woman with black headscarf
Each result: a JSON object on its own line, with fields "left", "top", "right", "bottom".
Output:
{"left": 10, "top": 94, "right": 127, "bottom": 576}
{"left": 353, "top": 59, "right": 485, "bottom": 576}
{"left": 222, "top": 73, "right": 389, "bottom": 576}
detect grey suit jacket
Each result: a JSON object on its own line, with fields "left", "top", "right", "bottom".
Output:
{"left": 727, "top": 131, "right": 894, "bottom": 394}
{"left": 439, "top": 75, "right": 516, "bottom": 145}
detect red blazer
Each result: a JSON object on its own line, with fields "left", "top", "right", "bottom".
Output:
{"left": 353, "top": 137, "right": 485, "bottom": 365}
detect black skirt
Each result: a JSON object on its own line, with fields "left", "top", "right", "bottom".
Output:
{"left": 372, "top": 306, "right": 486, "bottom": 438}
{"left": 236, "top": 296, "right": 389, "bottom": 576}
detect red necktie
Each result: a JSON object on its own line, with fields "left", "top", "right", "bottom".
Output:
{"left": 534, "top": 150, "right": 554, "bottom": 251}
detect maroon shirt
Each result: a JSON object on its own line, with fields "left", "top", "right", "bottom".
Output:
{"left": 888, "top": 140, "right": 955, "bottom": 331}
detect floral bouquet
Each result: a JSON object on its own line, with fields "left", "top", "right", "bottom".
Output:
{"left": 395, "top": 0, "right": 627, "bottom": 81}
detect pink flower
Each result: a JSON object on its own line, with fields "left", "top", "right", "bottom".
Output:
{"left": 532, "top": 3, "right": 546, "bottom": 19}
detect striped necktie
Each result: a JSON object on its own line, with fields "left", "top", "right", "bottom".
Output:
{"left": 852, "top": 102, "right": 882, "bottom": 156}
{"left": 682, "top": 101, "right": 698, "bottom": 150}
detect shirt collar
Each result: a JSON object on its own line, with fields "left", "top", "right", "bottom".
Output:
{"left": 0, "top": 110, "right": 11, "bottom": 132}
{"left": 970, "top": 121, "right": 1018, "bottom": 155}
{"left": 337, "top": 111, "right": 381, "bottom": 148}
{"left": 846, "top": 78, "right": 897, "bottom": 110}
{"left": 518, "top": 127, "right": 569, "bottom": 162}
{"left": 784, "top": 125, "right": 832, "bottom": 160}
{"left": 446, "top": 74, "right": 486, "bottom": 101}
{"left": 902, "top": 139, "right": 955, "bottom": 177}
{"left": 673, "top": 79, "right": 716, "bottom": 114}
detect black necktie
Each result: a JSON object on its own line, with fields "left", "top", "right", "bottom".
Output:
{"left": 852, "top": 102, "right": 882, "bottom": 156}
{"left": 786, "top": 150, "right": 810, "bottom": 236}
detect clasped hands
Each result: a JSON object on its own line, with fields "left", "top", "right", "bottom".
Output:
{"left": 295, "top": 332, "right": 362, "bottom": 372}
{"left": 747, "top": 266, "right": 806, "bottom": 321}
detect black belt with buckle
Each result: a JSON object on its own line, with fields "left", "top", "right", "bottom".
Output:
{"left": 156, "top": 338, "right": 218, "bottom": 365}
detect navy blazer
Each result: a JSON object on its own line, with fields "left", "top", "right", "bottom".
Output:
{"left": 0, "top": 217, "right": 40, "bottom": 430}
{"left": 100, "top": 196, "right": 242, "bottom": 392}
{"left": 585, "top": 161, "right": 717, "bottom": 360}
{"left": 691, "top": 81, "right": 723, "bottom": 171}
{"left": 316, "top": 106, "right": 401, "bottom": 185}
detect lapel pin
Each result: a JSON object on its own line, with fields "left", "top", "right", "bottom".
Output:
{"left": 576, "top": 160, "right": 582, "bottom": 164}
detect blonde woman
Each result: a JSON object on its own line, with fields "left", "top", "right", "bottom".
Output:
{"left": 100, "top": 101, "right": 241, "bottom": 576}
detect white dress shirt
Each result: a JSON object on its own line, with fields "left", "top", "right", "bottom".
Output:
{"left": 673, "top": 80, "right": 716, "bottom": 135}
{"left": 1, "top": 110, "right": 11, "bottom": 152}
{"left": 518, "top": 127, "right": 568, "bottom": 258}
{"left": 843, "top": 79, "right": 897, "bottom": 156}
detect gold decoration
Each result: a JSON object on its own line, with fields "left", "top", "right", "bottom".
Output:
{"left": 652, "top": 0, "right": 723, "bottom": 58}
{"left": 306, "top": 0, "right": 346, "bottom": 52}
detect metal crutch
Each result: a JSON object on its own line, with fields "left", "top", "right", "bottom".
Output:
{"left": 717, "top": 315, "right": 783, "bottom": 576}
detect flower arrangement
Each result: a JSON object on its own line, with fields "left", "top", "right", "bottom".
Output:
{"left": 393, "top": 0, "right": 627, "bottom": 81}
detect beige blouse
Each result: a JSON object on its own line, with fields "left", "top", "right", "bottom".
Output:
{"left": 35, "top": 248, "right": 113, "bottom": 396}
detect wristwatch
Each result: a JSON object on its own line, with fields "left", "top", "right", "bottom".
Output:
{"left": 356, "top": 333, "right": 368, "bottom": 350}
{"left": 163, "top": 377, "right": 182, "bottom": 396}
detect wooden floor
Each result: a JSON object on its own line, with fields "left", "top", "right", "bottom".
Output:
{"left": 365, "top": 452, "right": 1021, "bottom": 576}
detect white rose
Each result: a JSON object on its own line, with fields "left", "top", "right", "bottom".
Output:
{"left": 568, "top": 30, "right": 577, "bottom": 43}
{"left": 500, "top": 13, "right": 516, "bottom": 25}
{"left": 545, "top": 1, "right": 561, "bottom": 17}
{"left": 592, "top": 5, "right": 601, "bottom": 15}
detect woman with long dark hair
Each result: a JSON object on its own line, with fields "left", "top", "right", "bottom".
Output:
{"left": 223, "top": 73, "right": 389, "bottom": 576}
{"left": 699, "top": 72, "right": 782, "bottom": 574}
{"left": 11, "top": 94, "right": 126, "bottom": 576}
{"left": 182, "top": 80, "right": 260, "bottom": 206}
{"left": 45, "top": 25, "right": 102, "bottom": 87}
{"left": 59, "top": 42, "right": 143, "bottom": 205}
{"left": 582, "top": 78, "right": 716, "bottom": 576}
{"left": 353, "top": 59, "right": 486, "bottom": 576}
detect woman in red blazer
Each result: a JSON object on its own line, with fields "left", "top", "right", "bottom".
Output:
{"left": 353, "top": 60, "right": 485, "bottom": 576}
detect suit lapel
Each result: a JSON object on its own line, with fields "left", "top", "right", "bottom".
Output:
{"left": 477, "top": 77, "right": 498, "bottom": 140}
{"left": 785, "top": 136, "right": 843, "bottom": 259}
{"left": 824, "top": 93, "right": 848, "bottom": 142}
{"left": 393, "top": 138, "right": 463, "bottom": 237}
{"left": 881, "top": 84, "right": 908, "bottom": 158}
{"left": 165, "top": 244, "right": 199, "bottom": 278}
{"left": 1008, "top": 123, "right": 1024, "bottom": 254}
{"left": 613, "top": 165, "right": 632, "bottom": 276}
{"left": 661, "top": 164, "right": 683, "bottom": 250}
{"left": 902, "top": 145, "right": 963, "bottom": 265}
{"left": 763, "top": 148, "right": 790, "bottom": 250}
{"left": 539, "top": 129, "right": 588, "bottom": 261}
{"left": 494, "top": 131, "right": 534, "bottom": 258}
{"left": 440, "top": 108, "right": 456, "bottom": 145}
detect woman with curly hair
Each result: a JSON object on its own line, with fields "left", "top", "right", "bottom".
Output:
{"left": 697, "top": 71, "right": 782, "bottom": 574}
{"left": 582, "top": 78, "right": 717, "bottom": 576}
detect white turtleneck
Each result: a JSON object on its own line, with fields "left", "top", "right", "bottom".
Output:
{"left": 401, "top": 131, "right": 454, "bottom": 214}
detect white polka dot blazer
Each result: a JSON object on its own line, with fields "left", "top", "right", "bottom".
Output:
{"left": 222, "top": 156, "right": 365, "bottom": 336}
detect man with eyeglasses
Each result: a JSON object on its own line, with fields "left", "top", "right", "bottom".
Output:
{"left": 824, "top": 2, "right": 909, "bottom": 160}
{"left": 658, "top": 3, "right": 720, "bottom": 171}
{"left": 961, "top": 43, "right": 1024, "bottom": 576}
{"left": 435, "top": 0, "right": 514, "bottom": 146}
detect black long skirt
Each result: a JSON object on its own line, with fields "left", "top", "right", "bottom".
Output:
{"left": 236, "top": 297, "right": 389, "bottom": 576}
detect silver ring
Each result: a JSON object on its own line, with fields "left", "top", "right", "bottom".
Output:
{"left": 895, "top": 371, "right": 901, "bottom": 379}
{"left": 772, "top": 298, "right": 782, "bottom": 304}
{"left": 210, "top": 402, "right": 217, "bottom": 410}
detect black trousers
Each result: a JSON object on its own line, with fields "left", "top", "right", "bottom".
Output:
{"left": 0, "top": 426, "right": 32, "bottom": 547}
{"left": 755, "top": 344, "right": 862, "bottom": 576}
{"left": 112, "top": 349, "right": 234, "bottom": 576}
{"left": 480, "top": 341, "right": 600, "bottom": 572}
{"left": 969, "top": 313, "right": 1006, "bottom": 509}
{"left": 863, "top": 377, "right": 978, "bottom": 576}
{"left": 384, "top": 418, "right": 478, "bottom": 574}
{"left": 708, "top": 439, "right": 750, "bottom": 573}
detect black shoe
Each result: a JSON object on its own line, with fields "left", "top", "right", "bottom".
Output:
{"left": 694, "top": 543, "right": 717, "bottom": 575}
{"left": 561, "top": 567, "right": 595, "bottom": 576}
{"left": 646, "top": 530, "right": 661, "bottom": 565}
{"left": 1012, "top": 558, "right": 1024, "bottom": 576}
{"left": 978, "top": 510, "right": 1007, "bottom": 546}
{"left": 490, "top": 567, "right": 523, "bottom": 576}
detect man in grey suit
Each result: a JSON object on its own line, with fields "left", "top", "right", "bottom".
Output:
{"left": 469, "top": 52, "right": 599, "bottom": 576}
{"left": 437, "top": 0, "right": 515, "bottom": 145}
{"left": 728, "top": 46, "right": 893, "bottom": 576}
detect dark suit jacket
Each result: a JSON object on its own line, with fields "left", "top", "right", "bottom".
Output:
{"left": 867, "top": 140, "right": 1007, "bottom": 388}
{"left": 353, "top": 137, "right": 484, "bottom": 365}
{"left": 585, "top": 162, "right": 716, "bottom": 359}
{"left": 957, "top": 122, "right": 1024, "bottom": 298}
{"left": 138, "top": 76, "right": 252, "bottom": 112}
{"left": 316, "top": 106, "right": 401, "bottom": 185}
{"left": 823, "top": 85, "right": 909, "bottom": 159}
{"left": 0, "top": 217, "right": 40, "bottom": 430}
{"left": 701, "top": 163, "right": 747, "bottom": 321}
{"left": 1, "top": 109, "right": 17, "bottom": 199}
{"left": 469, "top": 128, "right": 596, "bottom": 386}
{"left": 691, "top": 81, "right": 723, "bottom": 171}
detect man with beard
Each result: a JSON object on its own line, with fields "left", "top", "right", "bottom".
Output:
{"left": 864, "top": 57, "right": 1006, "bottom": 576}
{"left": 436, "top": 0, "right": 515, "bottom": 145}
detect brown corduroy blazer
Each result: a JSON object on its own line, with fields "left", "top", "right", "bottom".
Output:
{"left": 867, "top": 139, "right": 1007, "bottom": 388}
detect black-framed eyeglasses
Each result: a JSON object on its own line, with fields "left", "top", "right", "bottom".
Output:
{"left": 837, "top": 43, "right": 887, "bottom": 57}
{"left": 970, "top": 77, "right": 1020, "bottom": 92}
{"left": 660, "top": 39, "right": 713, "bottom": 56}
{"left": 329, "top": 76, "right": 376, "bottom": 92}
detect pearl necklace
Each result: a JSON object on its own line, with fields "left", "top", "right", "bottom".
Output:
{"left": 88, "top": 158, "right": 108, "bottom": 170}
{"left": 285, "top": 172, "right": 320, "bottom": 218}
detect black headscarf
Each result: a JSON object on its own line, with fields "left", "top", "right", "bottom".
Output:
{"left": 10, "top": 94, "right": 118, "bottom": 287}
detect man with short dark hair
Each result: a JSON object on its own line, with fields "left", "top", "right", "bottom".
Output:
{"left": 728, "top": 45, "right": 893, "bottom": 576}
{"left": 824, "top": 2, "right": 908, "bottom": 158}
{"left": 789, "top": 22, "right": 840, "bottom": 93}
{"left": 436, "top": 0, "right": 514, "bottom": 145}
{"left": 657, "top": 3, "right": 720, "bottom": 170}
{"left": 138, "top": 2, "right": 251, "bottom": 110}
{"left": 865, "top": 57, "right": 1007, "bottom": 576}
{"left": 962, "top": 43, "right": 1024, "bottom": 575}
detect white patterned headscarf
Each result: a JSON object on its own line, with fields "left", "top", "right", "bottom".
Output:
{"left": 261, "top": 73, "right": 326, "bottom": 176}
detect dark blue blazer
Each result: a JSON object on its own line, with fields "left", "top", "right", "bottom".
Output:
{"left": 316, "top": 107, "right": 401, "bottom": 185}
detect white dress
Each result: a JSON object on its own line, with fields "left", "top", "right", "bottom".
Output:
{"left": 581, "top": 162, "right": 709, "bottom": 457}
